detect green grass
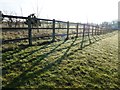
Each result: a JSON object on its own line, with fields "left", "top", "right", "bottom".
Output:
{"left": 2, "top": 31, "right": 120, "bottom": 89}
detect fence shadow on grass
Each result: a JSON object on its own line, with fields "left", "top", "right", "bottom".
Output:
{"left": 3, "top": 39, "right": 81, "bottom": 78}
{"left": 3, "top": 40, "right": 68, "bottom": 75}
{"left": 4, "top": 38, "right": 77, "bottom": 88}
{"left": 2, "top": 42, "right": 51, "bottom": 73}
{"left": 80, "top": 33, "right": 107, "bottom": 49}
{"left": 4, "top": 32, "right": 114, "bottom": 88}
{"left": 2, "top": 32, "right": 106, "bottom": 61}
{"left": 2, "top": 40, "right": 52, "bottom": 53}
{"left": 4, "top": 40, "right": 69, "bottom": 87}
{"left": 2, "top": 40, "right": 57, "bottom": 62}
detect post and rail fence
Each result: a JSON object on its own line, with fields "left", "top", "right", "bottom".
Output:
{"left": 1, "top": 13, "right": 113, "bottom": 49}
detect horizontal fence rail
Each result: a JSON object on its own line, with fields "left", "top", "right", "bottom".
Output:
{"left": 1, "top": 13, "right": 113, "bottom": 49}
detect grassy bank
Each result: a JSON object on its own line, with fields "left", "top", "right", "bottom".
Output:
{"left": 2, "top": 31, "right": 119, "bottom": 89}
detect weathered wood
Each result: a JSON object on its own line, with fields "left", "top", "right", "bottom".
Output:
{"left": 2, "top": 13, "right": 112, "bottom": 48}
{"left": 80, "top": 24, "right": 85, "bottom": 49}
{"left": 2, "top": 38, "right": 28, "bottom": 44}
{"left": 87, "top": 25, "right": 91, "bottom": 44}
{"left": 52, "top": 19, "right": 55, "bottom": 42}
{"left": 87, "top": 25, "right": 89, "bottom": 36}
{"left": 66, "top": 21, "right": 69, "bottom": 40}
{"left": 76, "top": 23, "right": 79, "bottom": 38}
{"left": 2, "top": 14, "right": 27, "bottom": 19}
{"left": 28, "top": 16, "right": 32, "bottom": 45}
{"left": 95, "top": 26, "right": 97, "bottom": 35}
{"left": 92, "top": 26, "right": 94, "bottom": 36}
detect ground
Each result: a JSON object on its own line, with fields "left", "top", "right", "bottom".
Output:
{"left": 2, "top": 31, "right": 120, "bottom": 89}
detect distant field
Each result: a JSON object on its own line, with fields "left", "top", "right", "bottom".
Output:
{"left": 2, "top": 31, "right": 119, "bottom": 89}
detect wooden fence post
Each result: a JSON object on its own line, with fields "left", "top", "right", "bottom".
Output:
{"left": 97, "top": 26, "right": 99, "bottom": 35}
{"left": 66, "top": 21, "right": 69, "bottom": 40}
{"left": 95, "top": 26, "right": 97, "bottom": 35}
{"left": 97, "top": 25, "right": 99, "bottom": 35}
{"left": 101, "top": 28, "right": 103, "bottom": 34}
{"left": 100, "top": 27, "right": 102, "bottom": 35}
{"left": 98, "top": 26, "right": 100, "bottom": 35}
{"left": 28, "top": 16, "right": 32, "bottom": 46}
{"left": 102, "top": 28, "right": 104, "bottom": 34}
{"left": 92, "top": 26, "right": 94, "bottom": 36}
{"left": 95, "top": 26, "right": 98, "bottom": 35}
{"left": 88, "top": 24, "right": 91, "bottom": 44}
{"left": 52, "top": 19, "right": 55, "bottom": 42}
{"left": 80, "top": 24, "right": 85, "bottom": 49}
{"left": 87, "top": 24, "right": 89, "bottom": 36}
{"left": 76, "top": 23, "right": 79, "bottom": 38}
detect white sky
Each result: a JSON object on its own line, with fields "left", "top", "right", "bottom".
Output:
{"left": 0, "top": 0, "right": 119, "bottom": 23}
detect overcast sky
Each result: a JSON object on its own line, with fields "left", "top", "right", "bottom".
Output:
{"left": 0, "top": 0, "right": 119, "bottom": 23}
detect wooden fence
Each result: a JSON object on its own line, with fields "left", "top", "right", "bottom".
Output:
{"left": 1, "top": 13, "right": 112, "bottom": 48}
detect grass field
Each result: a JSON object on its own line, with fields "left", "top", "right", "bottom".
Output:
{"left": 2, "top": 31, "right": 119, "bottom": 89}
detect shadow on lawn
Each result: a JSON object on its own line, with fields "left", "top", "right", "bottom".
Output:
{"left": 2, "top": 41, "right": 53, "bottom": 59}
{"left": 80, "top": 34, "right": 101, "bottom": 49}
{"left": 2, "top": 41, "right": 54, "bottom": 68}
{"left": 4, "top": 33, "right": 112, "bottom": 88}
{"left": 2, "top": 33, "right": 104, "bottom": 60}
{"left": 2, "top": 40, "right": 68, "bottom": 75}
{"left": 4, "top": 38, "right": 77, "bottom": 88}
{"left": 3, "top": 39, "right": 80, "bottom": 70}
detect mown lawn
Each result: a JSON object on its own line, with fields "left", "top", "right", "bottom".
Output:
{"left": 2, "top": 31, "right": 120, "bottom": 89}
